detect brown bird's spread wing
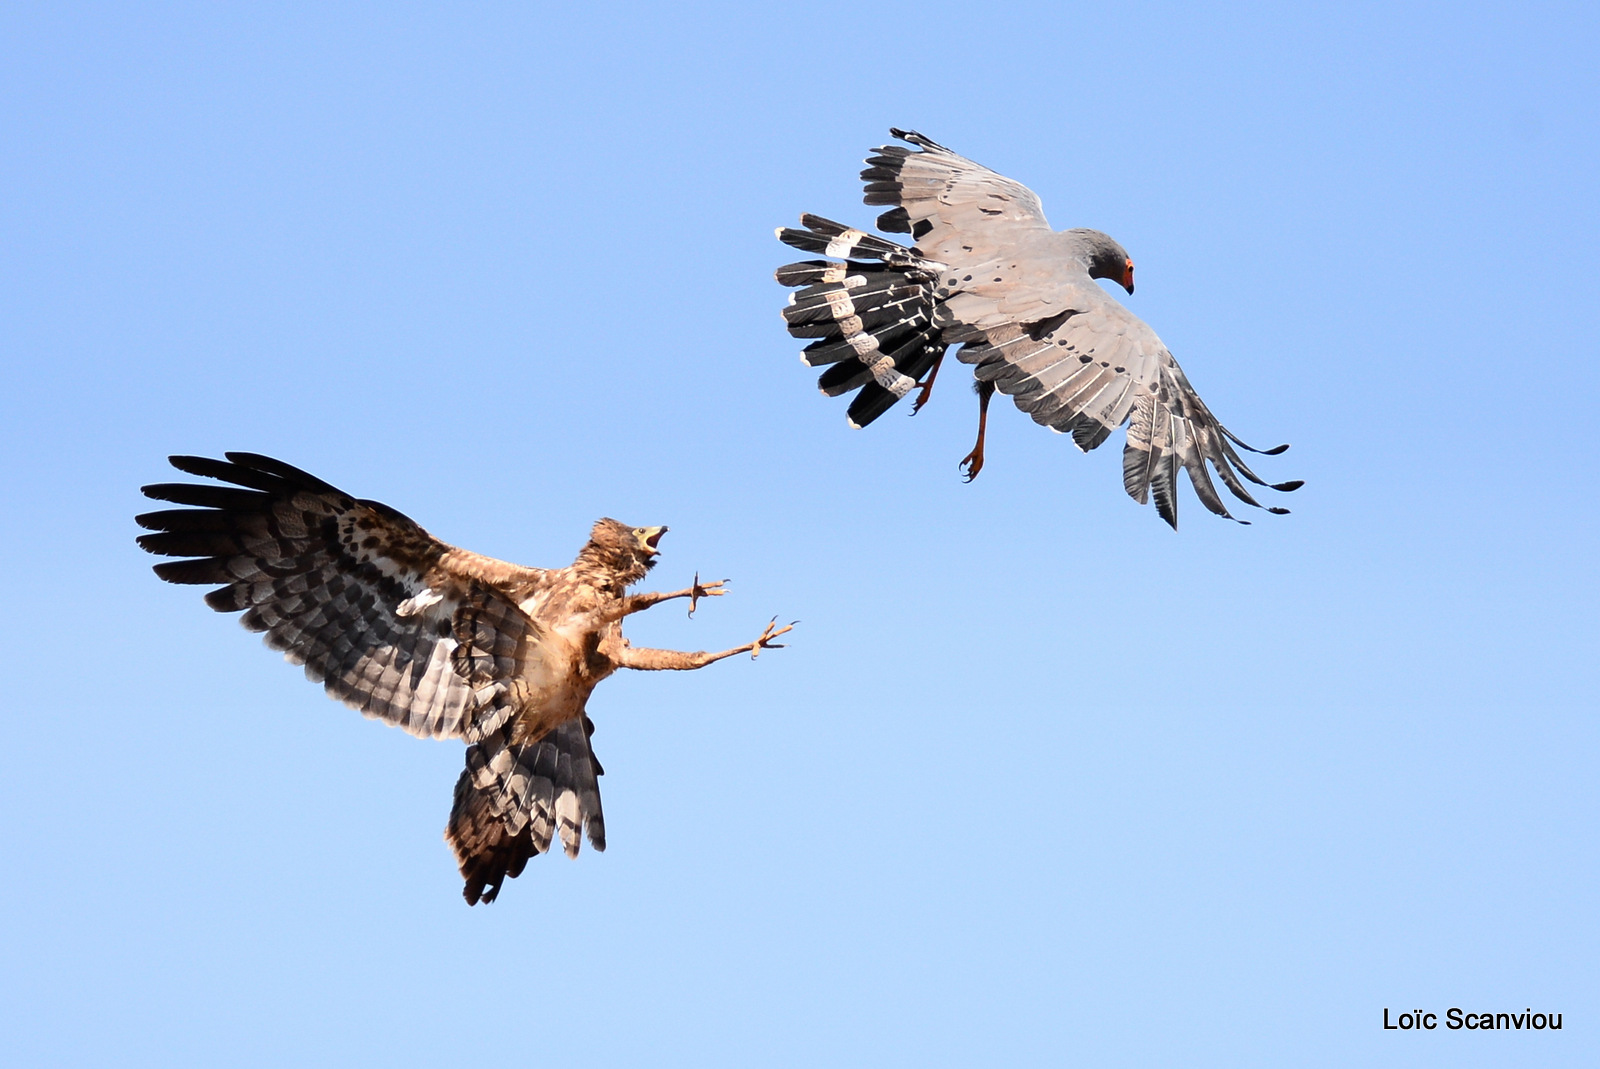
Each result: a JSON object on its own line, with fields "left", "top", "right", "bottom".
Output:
{"left": 138, "top": 452, "right": 609, "bottom": 901}
{"left": 136, "top": 452, "right": 550, "bottom": 740}
{"left": 958, "top": 286, "right": 1302, "bottom": 526}
{"left": 863, "top": 129, "right": 1050, "bottom": 258}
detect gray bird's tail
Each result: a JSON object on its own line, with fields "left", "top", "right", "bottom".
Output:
{"left": 775, "top": 214, "right": 949, "bottom": 428}
{"left": 446, "top": 716, "right": 605, "bottom": 905}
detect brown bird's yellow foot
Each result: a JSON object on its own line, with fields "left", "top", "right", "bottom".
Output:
{"left": 959, "top": 445, "right": 985, "bottom": 482}
{"left": 688, "top": 572, "right": 727, "bottom": 617}
{"left": 748, "top": 617, "right": 795, "bottom": 659}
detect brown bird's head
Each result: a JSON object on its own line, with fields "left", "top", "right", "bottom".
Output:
{"left": 582, "top": 518, "right": 667, "bottom": 585}
{"left": 1069, "top": 228, "right": 1135, "bottom": 295}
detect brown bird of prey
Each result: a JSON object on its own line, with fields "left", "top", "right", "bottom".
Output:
{"left": 137, "top": 453, "right": 792, "bottom": 904}
{"left": 776, "top": 129, "right": 1301, "bottom": 527}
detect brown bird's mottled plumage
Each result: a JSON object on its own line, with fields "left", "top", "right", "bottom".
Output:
{"left": 137, "top": 453, "right": 792, "bottom": 904}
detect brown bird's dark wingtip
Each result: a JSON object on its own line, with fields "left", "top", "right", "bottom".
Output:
{"left": 164, "top": 455, "right": 211, "bottom": 476}
{"left": 1274, "top": 480, "right": 1305, "bottom": 493}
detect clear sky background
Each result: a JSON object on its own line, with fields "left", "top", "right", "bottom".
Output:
{"left": 2, "top": 2, "right": 1596, "bottom": 1066}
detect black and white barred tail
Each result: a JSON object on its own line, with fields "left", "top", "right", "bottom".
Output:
{"left": 446, "top": 716, "right": 605, "bottom": 905}
{"left": 775, "top": 214, "right": 948, "bottom": 428}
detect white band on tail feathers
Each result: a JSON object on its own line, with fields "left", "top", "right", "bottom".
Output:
{"left": 825, "top": 229, "right": 868, "bottom": 258}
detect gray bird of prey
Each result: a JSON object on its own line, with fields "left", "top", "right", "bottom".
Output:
{"left": 775, "top": 128, "right": 1301, "bottom": 528}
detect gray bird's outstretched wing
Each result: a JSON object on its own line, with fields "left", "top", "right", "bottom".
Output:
{"left": 862, "top": 129, "right": 1050, "bottom": 260}
{"left": 958, "top": 286, "right": 1301, "bottom": 526}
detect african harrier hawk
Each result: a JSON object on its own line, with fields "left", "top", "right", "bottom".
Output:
{"left": 776, "top": 129, "right": 1301, "bottom": 527}
{"left": 137, "top": 453, "right": 791, "bottom": 904}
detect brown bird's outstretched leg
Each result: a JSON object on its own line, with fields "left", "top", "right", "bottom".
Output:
{"left": 910, "top": 349, "right": 947, "bottom": 415}
{"left": 615, "top": 618, "right": 796, "bottom": 671}
{"left": 959, "top": 378, "right": 995, "bottom": 482}
{"left": 742, "top": 618, "right": 794, "bottom": 659}
{"left": 619, "top": 573, "right": 728, "bottom": 619}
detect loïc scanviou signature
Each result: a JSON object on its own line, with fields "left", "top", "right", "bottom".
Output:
{"left": 1384, "top": 1007, "right": 1563, "bottom": 1031}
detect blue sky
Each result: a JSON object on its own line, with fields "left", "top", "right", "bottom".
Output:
{"left": 2, "top": 2, "right": 1596, "bottom": 1066}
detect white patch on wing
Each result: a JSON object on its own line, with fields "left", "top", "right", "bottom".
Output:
{"left": 396, "top": 588, "right": 445, "bottom": 617}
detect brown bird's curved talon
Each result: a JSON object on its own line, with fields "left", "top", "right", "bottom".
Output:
{"left": 959, "top": 448, "right": 985, "bottom": 482}
{"left": 687, "top": 573, "right": 728, "bottom": 617}
{"left": 749, "top": 616, "right": 796, "bottom": 659}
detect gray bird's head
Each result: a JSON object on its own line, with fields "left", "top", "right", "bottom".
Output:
{"left": 1068, "top": 228, "right": 1136, "bottom": 295}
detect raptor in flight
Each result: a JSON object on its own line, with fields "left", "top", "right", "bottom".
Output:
{"left": 137, "top": 453, "right": 792, "bottom": 904}
{"left": 776, "top": 129, "right": 1300, "bottom": 527}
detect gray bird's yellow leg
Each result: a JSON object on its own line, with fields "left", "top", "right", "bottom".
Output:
{"left": 910, "top": 349, "right": 948, "bottom": 415}
{"left": 959, "top": 378, "right": 995, "bottom": 482}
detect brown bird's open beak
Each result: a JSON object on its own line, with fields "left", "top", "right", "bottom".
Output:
{"left": 640, "top": 526, "right": 667, "bottom": 556}
{"left": 1119, "top": 261, "right": 1135, "bottom": 295}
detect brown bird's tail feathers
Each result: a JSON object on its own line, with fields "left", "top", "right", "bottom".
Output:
{"left": 447, "top": 716, "right": 605, "bottom": 905}
{"left": 775, "top": 214, "right": 949, "bottom": 428}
